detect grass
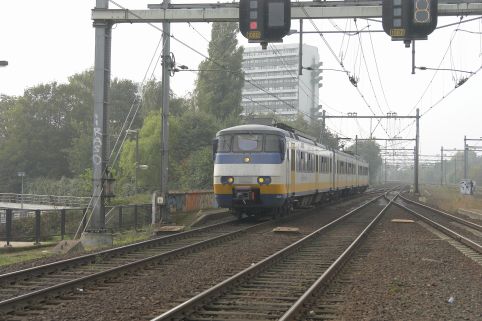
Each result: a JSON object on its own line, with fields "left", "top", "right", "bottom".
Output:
{"left": 420, "top": 185, "right": 482, "bottom": 212}
{"left": 0, "top": 245, "right": 55, "bottom": 267}
{"left": 0, "top": 210, "right": 210, "bottom": 268}
{"left": 113, "top": 227, "right": 154, "bottom": 247}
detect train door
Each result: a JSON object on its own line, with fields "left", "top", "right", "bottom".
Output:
{"left": 332, "top": 151, "right": 336, "bottom": 189}
{"left": 289, "top": 145, "right": 296, "bottom": 195}
{"left": 356, "top": 162, "right": 359, "bottom": 187}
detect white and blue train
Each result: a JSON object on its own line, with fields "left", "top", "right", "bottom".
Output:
{"left": 212, "top": 124, "right": 369, "bottom": 218}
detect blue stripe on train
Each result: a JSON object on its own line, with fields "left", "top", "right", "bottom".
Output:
{"left": 215, "top": 152, "right": 283, "bottom": 164}
{"left": 216, "top": 194, "right": 287, "bottom": 208}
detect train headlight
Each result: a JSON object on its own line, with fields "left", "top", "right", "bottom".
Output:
{"left": 257, "top": 176, "right": 271, "bottom": 185}
{"left": 221, "top": 176, "right": 234, "bottom": 185}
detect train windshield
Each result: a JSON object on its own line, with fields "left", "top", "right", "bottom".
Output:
{"left": 234, "top": 134, "right": 263, "bottom": 152}
{"left": 218, "top": 134, "right": 283, "bottom": 153}
{"left": 218, "top": 135, "right": 232, "bottom": 152}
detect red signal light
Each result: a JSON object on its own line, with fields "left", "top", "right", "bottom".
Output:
{"left": 250, "top": 21, "right": 257, "bottom": 30}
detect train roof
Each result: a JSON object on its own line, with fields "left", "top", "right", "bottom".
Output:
{"left": 216, "top": 124, "right": 368, "bottom": 164}
{"left": 216, "top": 124, "right": 290, "bottom": 137}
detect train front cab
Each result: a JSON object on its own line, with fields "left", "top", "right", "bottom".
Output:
{"left": 213, "top": 127, "right": 289, "bottom": 216}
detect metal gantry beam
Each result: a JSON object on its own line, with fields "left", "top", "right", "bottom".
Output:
{"left": 323, "top": 115, "right": 418, "bottom": 119}
{"left": 92, "top": 1, "right": 482, "bottom": 23}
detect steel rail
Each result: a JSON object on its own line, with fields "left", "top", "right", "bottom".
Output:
{"left": 392, "top": 201, "right": 482, "bottom": 254}
{"left": 150, "top": 193, "right": 386, "bottom": 321}
{"left": 398, "top": 194, "right": 482, "bottom": 232}
{"left": 279, "top": 193, "right": 396, "bottom": 321}
{"left": 0, "top": 219, "right": 271, "bottom": 315}
{"left": 0, "top": 218, "right": 239, "bottom": 286}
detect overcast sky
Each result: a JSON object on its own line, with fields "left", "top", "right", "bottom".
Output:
{"left": 1, "top": 1, "right": 482, "bottom": 161}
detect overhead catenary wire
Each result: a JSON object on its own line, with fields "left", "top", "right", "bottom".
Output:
{"left": 299, "top": 8, "right": 393, "bottom": 139}
{"left": 367, "top": 23, "right": 391, "bottom": 111}
{"left": 354, "top": 19, "right": 386, "bottom": 116}
{"left": 408, "top": 18, "right": 464, "bottom": 115}
{"left": 109, "top": 0, "right": 351, "bottom": 143}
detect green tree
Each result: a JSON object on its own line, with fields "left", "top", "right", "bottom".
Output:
{"left": 118, "top": 110, "right": 220, "bottom": 193}
{"left": 195, "top": 22, "right": 244, "bottom": 121}
{"left": 345, "top": 140, "right": 382, "bottom": 184}
{"left": 180, "top": 146, "right": 214, "bottom": 190}
{"left": 62, "top": 70, "right": 95, "bottom": 175}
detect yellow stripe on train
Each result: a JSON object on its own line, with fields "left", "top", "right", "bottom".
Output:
{"left": 214, "top": 182, "right": 340, "bottom": 195}
{"left": 214, "top": 184, "right": 288, "bottom": 195}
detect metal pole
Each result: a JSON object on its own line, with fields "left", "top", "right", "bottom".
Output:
{"left": 21, "top": 175, "right": 24, "bottom": 210}
{"left": 34, "top": 210, "right": 41, "bottom": 245}
{"left": 414, "top": 108, "right": 420, "bottom": 194}
{"left": 135, "top": 131, "right": 139, "bottom": 194}
{"left": 464, "top": 135, "right": 468, "bottom": 178}
{"left": 160, "top": 0, "right": 172, "bottom": 224}
{"left": 298, "top": 19, "right": 303, "bottom": 76}
{"left": 320, "top": 110, "right": 326, "bottom": 143}
{"left": 355, "top": 135, "right": 358, "bottom": 155}
{"left": 411, "top": 40, "right": 416, "bottom": 74}
{"left": 92, "top": 0, "right": 111, "bottom": 232}
{"left": 441, "top": 146, "right": 444, "bottom": 186}
{"left": 5, "top": 209, "right": 12, "bottom": 247}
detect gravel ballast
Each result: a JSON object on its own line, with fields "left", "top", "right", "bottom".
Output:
{"left": 311, "top": 204, "right": 482, "bottom": 321}
{"left": 12, "top": 196, "right": 372, "bottom": 320}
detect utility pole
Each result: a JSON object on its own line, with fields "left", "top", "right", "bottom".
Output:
{"left": 86, "top": 0, "right": 113, "bottom": 247}
{"left": 355, "top": 135, "right": 358, "bottom": 155}
{"left": 464, "top": 135, "right": 468, "bottom": 178}
{"left": 440, "top": 146, "right": 444, "bottom": 186}
{"left": 160, "top": 0, "right": 172, "bottom": 224}
{"left": 298, "top": 19, "right": 303, "bottom": 76}
{"left": 414, "top": 108, "right": 420, "bottom": 194}
{"left": 320, "top": 110, "right": 326, "bottom": 143}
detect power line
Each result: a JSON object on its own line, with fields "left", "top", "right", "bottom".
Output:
{"left": 408, "top": 18, "right": 463, "bottom": 115}
{"left": 300, "top": 9, "right": 392, "bottom": 139}
{"left": 354, "top": 20, "right": 385, "bottom": 116}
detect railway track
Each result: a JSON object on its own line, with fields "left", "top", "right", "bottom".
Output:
{"left": 0, "top": 219, "right": 269, "bottom": 316}
{"left": 150, "top": 192, "right": 396, "bottom": 321}
{"left": 297, "top": 193, "right": 482, "bottom": 321}
{"left": 0, "top": 189, "right": 392, "bottom": 319}
{"left": 394, "top": 194, "right": 482, "bottom": 257}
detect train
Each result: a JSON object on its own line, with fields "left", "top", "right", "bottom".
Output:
{"left": 212, "top": 123, "right": 369, "bottom": 218}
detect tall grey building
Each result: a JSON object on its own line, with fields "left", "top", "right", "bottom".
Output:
{"left": 241, "top": 43, "right": 321, "bottom": 120}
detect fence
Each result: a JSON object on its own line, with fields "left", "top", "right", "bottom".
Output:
{"left": 0, "top": 193, "right": 91, "bottom": 208}
{"left": 0, "top": 190, "right": 217, "bottom": 245}
{"left": 0, "top": 204, "right": 152, "bottom": 245}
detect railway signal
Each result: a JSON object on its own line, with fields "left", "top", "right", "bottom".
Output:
{"left": 382, "top": 0, "right": 438, "bottom": 45}
{"left": 239, "top": 0, "right": 291, "bottom": 49}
